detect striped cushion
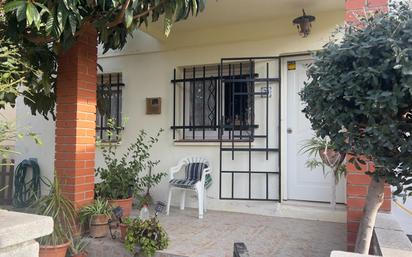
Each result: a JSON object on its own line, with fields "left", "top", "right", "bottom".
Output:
{"left": 169, "top": 162, "right": 212, "bottom": 189}
{"left": 169, "top": 179, "right": 198, "bottom": 188}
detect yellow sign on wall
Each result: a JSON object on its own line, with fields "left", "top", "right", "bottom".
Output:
{"left": 287, "top": 61, "right": 296, "bottom": 70}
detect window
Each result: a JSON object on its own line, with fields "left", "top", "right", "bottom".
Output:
{"left": 171, "top": 63, "right": 256, "bottom": 141}
{"left": 96, "top": 73, "right": 124, "bottom": 142}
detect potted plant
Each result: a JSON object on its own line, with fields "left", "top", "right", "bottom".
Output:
{"left": 79, "top": 198, "right": 112, "bottom": 238}
{"left": 124, "top": 217, "right": 169, "bottom": 257}
{"left": 69, "top": 236, "right": 89, "bottom": 257}
{"left": 300, "top": 137, "right": 346, "bottom": 208}
{"left": 136, "top": 163, "right": 164, "bottom": 210}
{"left": 35, "top": 176, "right": 77, "bottom": 257}
{"left": 119, "top": 217, "right": 131, "bottom": 242}
{"left": 95, "top": 127, "right": 166, "bottom": 217}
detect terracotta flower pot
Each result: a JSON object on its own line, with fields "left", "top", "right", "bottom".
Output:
{"left": 109, "top": 197, "right": 133, "bottom": 217}
{"left": 71, "top": 253, "right": 88, "bottom": 257}
{"left": 39, "top": 241, "right": 70, "bottom": 257}
{"left": 89, "top": 214, "right": 109, "bottom": 238}
{"left": 119, "top": 223, "right": 128, "bottom": 242}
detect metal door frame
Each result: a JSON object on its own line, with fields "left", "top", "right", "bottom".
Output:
{"left": 218, "top": 56, "right": 281, "bottom": 201}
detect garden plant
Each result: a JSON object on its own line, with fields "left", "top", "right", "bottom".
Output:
{"left": 1, "top": 0, "right": 206, "bottom": 118}
{"left": 300, "top": 2, "right": 412, "bottom": 253}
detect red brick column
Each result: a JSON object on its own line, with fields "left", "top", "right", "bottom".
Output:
{"left": 55, "top": 25, "right": 97, "bottom": 208}
{"left": 345, "top": 1, "right": 390, "bottom": 251}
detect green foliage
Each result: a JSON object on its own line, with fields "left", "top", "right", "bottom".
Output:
{"left": 34, "top": 175, "right": 77, "bottom": 246}
{"left": 69, "top": 236, "right": 89, "bottom": 255}
{"left": 0, "top": 117, "right": 42, "bottom": 158}
{"left": 300, "top": 2, "right": 412, "bottom": 196}
{"left": 300, "top": 137, "right": 347, "bottom": 183}
{"left": 79, "top": 197, "right": 112, "bottom": 225}
{"left": 95, "top": 128, "right": 166, "bottom": 199}
{"left": 1, "top": 3, "right": 57, "bottom": 119}
{"left": 124, "top": 217, "right": 169, "bottom": 257}
{"left": 1, "top": 0, "right": 206, "bottom": 118}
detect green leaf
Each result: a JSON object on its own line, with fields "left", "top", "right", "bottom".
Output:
{"left": 164, "top": 5, "right": 174, "bottom": 37}
{"left": 26, "top": 3, "right": 40, "bottom": 29}
{"left": 4, "top": 0, "right": 25, "bottom": 13}
{"left": 124, "top": 8, "right": 133, "bottom": 29}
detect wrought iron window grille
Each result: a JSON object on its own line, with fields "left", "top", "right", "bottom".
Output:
{"left": 171, "top": 63, "right": 259, "bottom": 142}
{"left": 96, "top": 72, "right": 124, "bottom": 142}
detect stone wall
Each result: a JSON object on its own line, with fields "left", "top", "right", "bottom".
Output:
{"left": 0, "top": 210, "right": 53, "bottom": 257}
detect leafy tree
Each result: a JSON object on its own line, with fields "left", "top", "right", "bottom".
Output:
{"left": 1, "top": 0, "right": 206, "bottom": 118}
{"left": 300, "top": 2, "right": 412, "bottom": 253}
{"left": 1, "top": 3, "right": 57, "bottom": 118}
{"left": 0, "top": 5, "right": 42, "bottom": 155}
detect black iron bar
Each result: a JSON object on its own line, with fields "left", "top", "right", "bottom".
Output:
{"left": 266, "top": 62, "right": 269, "bottom": 160}
{"left": 231, "top": 64, "right": 235, "bottom": 160}
{"left": 182, "top": 68, "right": 186, "bottom": 140}
{"left": 218, "top": 64, "right": 222, "bottom": 140}
{"left": 169, "top": 124, "right": 259, "bottom": 130}
{"left": 239, "top": 63, "right": 243, "bottom": 140}
{"left": 116, "top": 73, "right": 121, "bottom": 136}
{"left": 99, "top": 74, "right": 104, "bottom": 140}
{"left": 202, "top": 66, "right": 206, "bottom": 140}
{"left": 222, "top": 78, "right": 279, "bottom": 83}
{"left": 248, "top": 59, "right": 253, "bottom": 200}
{"left": 192, "top": 67, "right": 196, "bottom": 140}
{"left": 219, "top": 62, "right": 223, "bottom": 200}
{"left": 278, "top": 57, "right": 282, "bottom": 201}
{"left": 108, "top": 73, "right": 112, "bottom": 141}
{"left": 171, "top": 77, "right": 278, "bottom": 83}
{"left": 171, "top": 76, "right": 219, "bottom": 83}
{"left": 173, "top": 69, "right": 176, "bottom": 139}
{"left": 248, "top": 137, "right": 252, "bottom": 199}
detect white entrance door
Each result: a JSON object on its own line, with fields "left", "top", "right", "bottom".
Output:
{"left": 286, "top": 59, "right": 346, "bottom": 203}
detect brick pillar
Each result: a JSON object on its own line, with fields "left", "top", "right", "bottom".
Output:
{"left": 55, "top": 25, "right": 97, "bottom": 208}
{"left": 345, "top": 1, "right": 390, "bottom": 251}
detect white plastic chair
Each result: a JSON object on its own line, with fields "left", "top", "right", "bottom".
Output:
{"left": 166, "top": 156, "right": 211, "bottom": 219}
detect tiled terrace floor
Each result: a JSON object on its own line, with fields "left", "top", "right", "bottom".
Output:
{"left": 87, "top": 207, "right": 346, "bottom": 257}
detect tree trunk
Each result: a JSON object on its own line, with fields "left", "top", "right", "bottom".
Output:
{"left": 354, "top": 178, "right": 385, "bottom": 254}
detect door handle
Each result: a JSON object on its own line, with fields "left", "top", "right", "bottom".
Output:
{"left": 287, "top": 128, "right": 293, "bottom": 134}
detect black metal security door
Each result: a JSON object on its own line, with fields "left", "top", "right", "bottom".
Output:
{"left": 218, "top": 56, "right": 281, "bottom": 201}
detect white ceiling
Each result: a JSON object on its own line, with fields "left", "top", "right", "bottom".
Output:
{"left": 152, "top": 0, "right": 344, "bottom": 32}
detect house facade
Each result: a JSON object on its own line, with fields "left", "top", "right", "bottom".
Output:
{"left": 7, "top": 0, "right": 400, "bottom": 249}
{"left": 16, "top": 0, "right": 346, "bottom": 209}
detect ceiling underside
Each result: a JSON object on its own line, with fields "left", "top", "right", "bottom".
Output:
{"left": 144, "top": 0, "right": 344, "bottom": 36}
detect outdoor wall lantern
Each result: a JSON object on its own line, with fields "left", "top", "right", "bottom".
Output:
{"left": 293, "top": 9, "right": 316, "bottom": 38}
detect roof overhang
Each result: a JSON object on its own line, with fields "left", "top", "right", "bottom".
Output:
{"left": 141, "top": 0, "right": 344, "bottom": 40}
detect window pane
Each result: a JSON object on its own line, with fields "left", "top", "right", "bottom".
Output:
{"left": 190, "top": 79, "right": 217, "bottom": 131}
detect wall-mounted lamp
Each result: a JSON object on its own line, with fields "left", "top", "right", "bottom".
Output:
{"left": 292, "top": 9, "right": 316, "bottom": 38}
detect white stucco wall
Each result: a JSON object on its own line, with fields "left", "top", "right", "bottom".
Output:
{"left": 15, "top": 10, "right": 345, "bottom": 209}
{"left": 15, "top": 97, "right": 55, "bottom": 184}
{"left": 97, "top": 10, "right": 345, "bottom": 208}
{"left": 0, "top": 104, "right": 16, "bottom": 148}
